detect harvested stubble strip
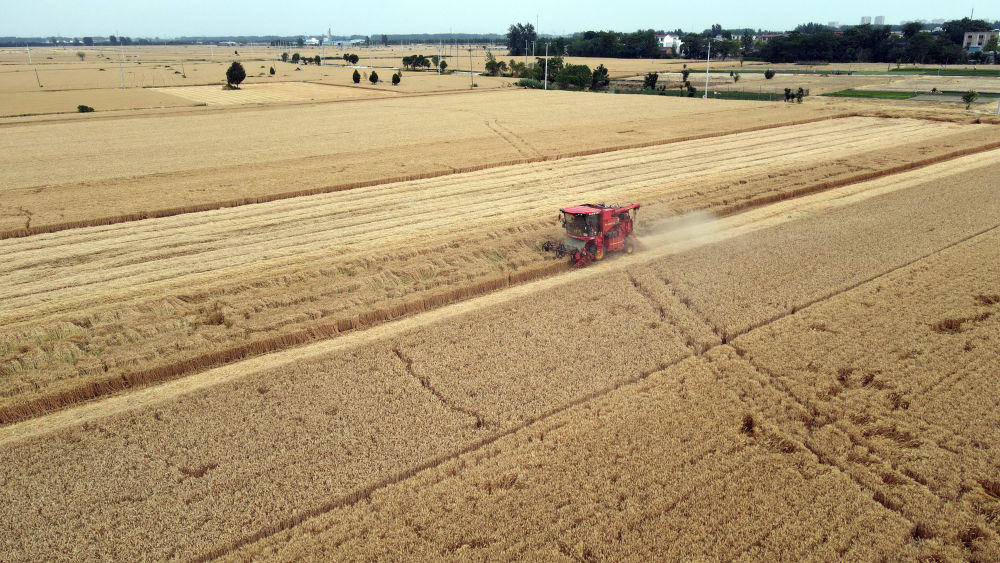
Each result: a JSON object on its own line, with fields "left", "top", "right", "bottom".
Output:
{"left": 0, "top": 272, "right": 693, "bottom": 561}
{"left": 731, "top": 229, "right": 1000, "bottom": 558}
{"left": 3, "top": 118, "right": 994, "bottom": 424}
{"left": 225, "top": 350, "right": 919, "bottom": 561}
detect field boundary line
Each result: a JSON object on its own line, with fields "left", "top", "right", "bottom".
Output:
{"left": 0, "top": 113, "right": 855, "bottom": 240}
{"left": 199, "top": 225, "right": 999, "bottom": 562}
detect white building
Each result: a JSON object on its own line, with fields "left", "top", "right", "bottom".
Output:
{"left": 874, "top": 16, "right": 885, "bottom": 26}
{"left": 304, "top": 37, "right": 320, "bottom": 46}
{"left": 654, "top": 33, "right": 683, "bottom": 55}
{"left": 964, "top": 30, "right": 1000, "bottom": 51}
{"left": 860, "top": 16, "right": 872, "bottom": 25}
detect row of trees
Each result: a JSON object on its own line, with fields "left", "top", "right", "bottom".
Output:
{"left": 760, "top": 19, "right": 996, "bottom": 64}
{"left": 507, "top": 25, "right": 661, "bottom": 59}
{"left": 279, "top": 52, "right": 322, "bottom": 65}
{"left": 504, "top": 18, "right": 998, "bottom": 64}
{"left": 482, "top": 52, "right": 610, "bottom": 90}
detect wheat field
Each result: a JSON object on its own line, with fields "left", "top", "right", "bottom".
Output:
{"left": 2, "top": 44, "right": 1000, "bottom": 559}
{"left": 3, "top": 117, "right": 996, "bottom": 424}
{"left": 1, "top": 147, "right": 998, "bottom": 560}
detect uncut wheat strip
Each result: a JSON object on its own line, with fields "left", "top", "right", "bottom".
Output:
{"left": 0, "top": 115, "right": 910, "bottom": 256}
{"left": 0, "top": 115, "right": 928, "bottom": 286}
{"left": 0, "top": 124, "right": 976, "bottom": 324}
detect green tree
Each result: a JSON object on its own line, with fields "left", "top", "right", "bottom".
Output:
{"left": 506, "top": 22, "right": 537, "bottom": 56}
{"left": 269, "top": 66, "right": 275, "bottom": 75}
{"left": 591, "top": 64, "right": 610, "bottom": 89}
{"left": 732, "top": 72, "right": 741, "bottom": 83}
{"left": 352, "top": 69, "right": 361, "bottom": 83}
{"left": 902, "top": 22, "right": 923, "bottom": 39}
{"left": 369, "top": 70, "right": 379, "bottom": 84}
{"left": 83, "top": 37, "right": 93, "bottom": 46}
{"left": 555, "top": 64, "right": 591, "bottom": 89}
{"left": 962, "top": 90, "right": 979, "bottom": 110}
{"left": 296, "top": 36, "right": 305, "bottom": 48}
{"left": 740, "top": 30, "right": 754, "bottom": 55}
{"left": 796, "top": 87, "right": 805, "bottom": 103}
{"left": 314, "top": 55, "right": 321, "bottom": 65}
{"left": 439, "top": 60, "right": 447, "bottom": 72}
{"left": 764, "top": 69, "right": 776, "bottom": 79}
{"left": 986, "top": 35, "right": 999, "bottom": 54}
{"left": 484, "top": 51, "right": 502, "bottom": 76}
{"left": 291, "top": 53, "right": 300, "bottom": 63}
{"left": 281, "top": 52, "right": 289, "bottom": 62}
{"left": 392, "top": 72, "right": 400, "bottom": 85}
{"left": 76, "top": 51, "right": 86, "bottom": 61}
{"left": 77, "top": 104, "right": 95, "bottom": 113}
{"left": 381, "top": 34, "right": 389, "bottom": 46}
{"left": 681, "top": 68, "right": 690, "bottom": 82}
{"left": 349, "top": 54, "right": 359, "bottom": 64}
{"left": 226, "top": 61, "right": 246, "bottom": 87}
{"left": 108, "top": 35, "right": 117, "bottom": 45}
{"left": 643, "top": 72, "right": 659, "bottom": 89}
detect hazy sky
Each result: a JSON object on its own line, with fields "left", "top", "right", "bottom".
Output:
{"left": 1, "top": 0, "right": 994, "bottom": 37}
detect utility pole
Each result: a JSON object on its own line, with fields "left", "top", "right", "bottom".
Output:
{"left": 524, "top": 40, "right": 528, "bottom": 67}
{"left": 210, "top": 44, "right": 214, "bottom": 62}
{"left": 25, "top": 44, "right": 31, "bottom": 64}
{"left": 703, "top": 40, "right": 711, "bottom": 99}
{"left": 531, "top": 40, "right": 535, "bottom": 68}
{"left": 118, "top": 45, "right": 126, "bottom": 88}
{"left": 469, "top": 47, "right": 473, "bottom": 87}
{"left": 438, "top": 42, "right": 442, "bottom": 75}
{"left": 544, "top": 42, "right": 548, "bottom": 89}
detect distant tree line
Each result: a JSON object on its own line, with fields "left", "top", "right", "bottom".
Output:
{"left": 501, "top": 17, "right": 998, "bottom": 64}
{"left": 760, "top": 18, "right": 995, "bottom": 64}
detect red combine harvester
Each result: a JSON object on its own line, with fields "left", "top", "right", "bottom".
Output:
{"left": 542, "top": 203, "right": 641, "bottom": 267}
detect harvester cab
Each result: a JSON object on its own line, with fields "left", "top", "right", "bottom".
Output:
{"left": 542, "top": 203, "right": 640, "bottom": 267}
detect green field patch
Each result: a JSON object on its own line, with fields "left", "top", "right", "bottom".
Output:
{"left": 821, "top": 90, "right": 916, "bottom": 99}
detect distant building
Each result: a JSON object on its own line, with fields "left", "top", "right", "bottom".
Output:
{"left": 964, "top": 30, "right": 1000, "bottom": 51}
{"left": 304, "top": 37, "right": 320, "bottom": 46}
{"left": 861, "top": 16, "right": 872, "bottom": 25}
{"left": 874, "top": 16, "right": 885, "bottom": 26}
{"left": 654, "top": 33, "right": 683, "bottom": 55}
{"left": 932, "top": 19, "right": 946, "bottom": 25}
{"left": 325, "top": 28, "right": 332, "bottom": 41}
{"left": 755, "top": 33, "right": 787, "bottom": 43}
{"left": 828, "top": 21, "right": 840, "bottom": 28}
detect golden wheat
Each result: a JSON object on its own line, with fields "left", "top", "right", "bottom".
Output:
{"left": 4, "top": 117, "right": 992, "bottom": 423}
{"left": 2, "top": 157, "right": 998, "bottom": 560}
